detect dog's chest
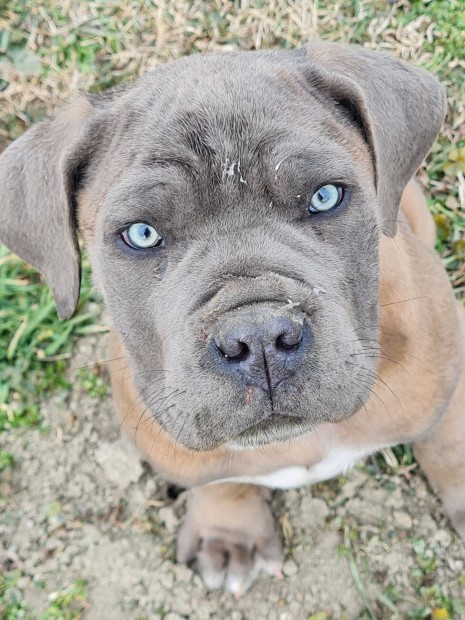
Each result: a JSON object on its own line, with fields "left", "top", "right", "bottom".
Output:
{"left": 218, "top": 446, "right": 372, "bottom": 489}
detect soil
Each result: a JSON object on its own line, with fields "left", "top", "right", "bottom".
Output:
{"left": 2, "top": 334, "right": 465, "bottom": 620}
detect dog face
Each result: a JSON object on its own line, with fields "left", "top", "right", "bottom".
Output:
{"left": 81, "top": 52, "right": 380, "bottom": 450}
{"left": 0, "top": 42, "right": 445, "bottom": 451}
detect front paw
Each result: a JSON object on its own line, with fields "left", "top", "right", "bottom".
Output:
{"left": 176, "top": 484, "right": 283, "bottom": 597}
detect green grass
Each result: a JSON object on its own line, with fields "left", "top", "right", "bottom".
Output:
{"left": 0, "top": 1, "right": 464, "bottom": 434}
{"left": 76, "top": 366, "right": 110, "bottom": 400}
{"left": 0, "top": 447, "right": 14, "bottom": 471}
{"left": 0, "top": 570, "right": 31, "bottom": 620}
{"left": 333, "top": 518, "right": 465, "bottom": 620}
{"left": 40, "top": 580, "right": 88, "bottom": 620}
{"left": 0, "top": 572, "right": 88, "bottom": 620}
{"left": 0, "top": 247, "right": 101, "bottom": 432}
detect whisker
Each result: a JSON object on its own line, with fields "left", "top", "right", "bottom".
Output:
{"left": 361, "top": 365, "right": 401, "bottom": 409}
{"left": 147, "top": 413, "right": 173, "bottom": 458}
{"left": 116, "top": 368, "right": 168, "bottom": 389}
{"left": 119, "top": 382, "right": 167, "bottom": 429}
{"left": 348, "top": 377, "right": 390, "bottom": 416}
{"left": 76, "top": 354, "right": 127, "bottom": 371}
{"left": 380, "top": 296, "right": 427, "bottom": 308}
{"left": 356, "top": 395, "right": 368, "bottom": 418}
{"left": 174, "top": 411, "right": 189, "bottom": 447}
{"left": 351, "top": 352, "right": 410, "bottom": 376}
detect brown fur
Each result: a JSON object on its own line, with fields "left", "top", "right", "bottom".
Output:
{"left": 109, "top": 189, "right": 462, "bottom": 488}
{"left": 1, "top": 41, "right": 463, "bottom": 596}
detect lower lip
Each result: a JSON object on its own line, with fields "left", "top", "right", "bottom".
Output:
{"left": 243, "top": 413, "right": 304, "bottom": 433}
{"left": 266, "top": 413, "right": 296, "bottom": 422}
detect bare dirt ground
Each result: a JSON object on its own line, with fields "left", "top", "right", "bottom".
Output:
{"left": 2, "top": 334, "right": 465, "bottom": 620}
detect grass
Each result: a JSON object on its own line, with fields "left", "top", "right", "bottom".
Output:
{"left": 0, "top": 15, "right": 464, "bottom": 616}
{"left": 41, "top": 580, "right": 88, "bottom": 620}
{"left": 0, "top": 571, "right": 30, "bottom": 620}
{"left": 0, "top": 572, "right": 88, "bottom": 620}
{"left": 0, "top": 247, "right": 101, "bottom": 432}
{"left": 0, "top": 0, "right": 464, "bottom": 433}
{"left": 331, "top": 513, "right": 465, "bottom": 620}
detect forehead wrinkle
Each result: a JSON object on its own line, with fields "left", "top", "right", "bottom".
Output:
{"left": 95, "top": 163, "right": 187, "bottom": 224}
{"left": 148, "top": 109, "right": 272, "bottom": 192}
{"left": 140, "top": 155, "right": 200, "bottom": 181}
{"left": 127, "top": 65, "right": 364, "bottom": 203}
{"left": 273, "top": 147, "right": 357, "bottom": 176}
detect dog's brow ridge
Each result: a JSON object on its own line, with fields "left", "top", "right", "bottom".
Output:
{"left": 142, "top": 155, "right": 200, "bottom": 177}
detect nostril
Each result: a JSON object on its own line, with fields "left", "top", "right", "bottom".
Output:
{"left": 275, "top": 330, "right": 303, "bottom": 353}
{"left": 215, "top": 340, "right": 250, "bottom": 362}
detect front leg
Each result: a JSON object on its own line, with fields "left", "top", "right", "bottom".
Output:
{"left": 413, "top": 320, "right": 465, "bottom": 538}
{"left": 177, "top": 482, "right": 283, "bottom": 597}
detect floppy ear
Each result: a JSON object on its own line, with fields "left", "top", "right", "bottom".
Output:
{"left": 0, "top": 97, "right": 95, "bottom": 319}
{"left": 302, "top": 41, "right": 447, "bottom": 236}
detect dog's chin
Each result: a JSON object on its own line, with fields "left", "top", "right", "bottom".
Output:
{"left": 224, "top": 416, "right": 315, "bottom": 451}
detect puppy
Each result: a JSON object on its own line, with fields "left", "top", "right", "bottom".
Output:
{"left": 1, "top": 40, "right": 464, "bottom": 598}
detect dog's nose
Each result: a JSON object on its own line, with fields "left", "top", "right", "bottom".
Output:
{"left": 213, "top": 311, "right": 309, "bottom": 392}
{"left": 215, "top": 317, "right": 304, "bottom": 359}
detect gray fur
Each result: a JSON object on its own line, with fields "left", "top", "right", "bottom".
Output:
{"left": 0, "top": 41, "right": 445, "bottom": 450}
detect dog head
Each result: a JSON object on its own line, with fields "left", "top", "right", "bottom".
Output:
{"left": 0, "top": 41, "right": 445, "bottom": 450}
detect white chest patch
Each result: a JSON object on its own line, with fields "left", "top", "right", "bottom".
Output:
{"left": 215, "top": 446, "right": 373, "bottom": 490}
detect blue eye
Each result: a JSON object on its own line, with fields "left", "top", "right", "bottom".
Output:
{"left": 122, "top": 223, "right": 163, "bottom": 249}
{"left": 308, "top": 184, "right": 344, "bottom": 213}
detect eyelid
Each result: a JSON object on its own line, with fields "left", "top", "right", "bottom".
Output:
{"left": 307, "top": 183, "right": 350, "bottom": 215}
{"left": 313, "top": 180, "right": 349, "bottom": 191}
{"left": 116, "top": 220, "right": 156, "bottom": 235}
{"left": 119, "top": 222, "right": 164, "bottom": 250}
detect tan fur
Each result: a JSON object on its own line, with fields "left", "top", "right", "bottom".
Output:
{"left": 1, "top": 42, "right": 461, "bottom": 595}
{"left": 106, "top": 178, "right": 465, "bottom": 590}
{"left": 110, "top": 179, "right": 465, "bottom": 539}
{"left": 400, "top": 179, "right": 437, "bottom": 246}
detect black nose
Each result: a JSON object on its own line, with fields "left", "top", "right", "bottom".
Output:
{"left": 213, "top": 312, "right": 309, "bottom": 392}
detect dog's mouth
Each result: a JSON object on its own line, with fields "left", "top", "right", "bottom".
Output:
{"left": 225, "top": 412, "right": 313, "bottom": 450}
{"left": 148, "top": 265, "right": 379, "bottom": 452}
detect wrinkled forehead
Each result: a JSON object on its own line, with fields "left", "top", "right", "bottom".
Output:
{"left": 89, "top": 52, "right": 371, "bottom": 221}
{"left": 113, "top": 50, "right": 358, "bottom": 163}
